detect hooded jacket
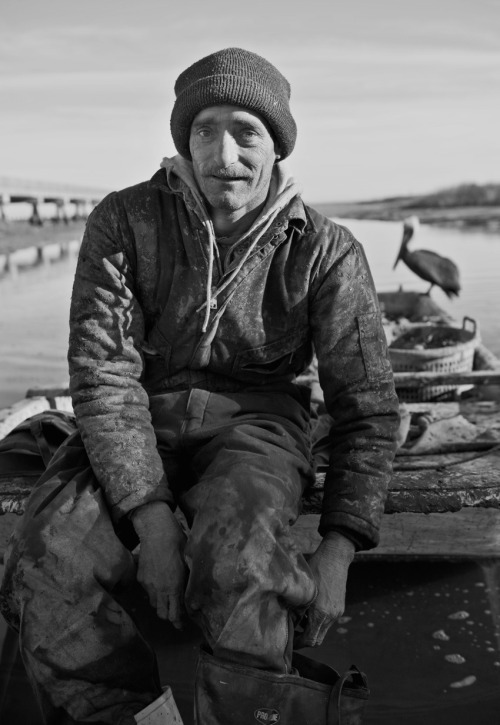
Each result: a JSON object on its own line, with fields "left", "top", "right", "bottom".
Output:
{"left": 68, "top": 163, "right": 400, "bottom": 550}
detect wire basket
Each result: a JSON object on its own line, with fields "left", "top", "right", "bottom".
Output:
{"left": 389, "top": 317, "right": 480, "bottom": 402}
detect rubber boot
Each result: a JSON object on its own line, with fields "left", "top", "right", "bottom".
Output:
{"left": 194, "top": 648, "right": 369, "bottom": 725}
{"left": 134, "top": 686, "right": 184, "bottom": 724}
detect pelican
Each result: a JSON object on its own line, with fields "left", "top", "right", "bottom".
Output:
{"left": 393, "top": 216, "right": 461, "bottom": 298}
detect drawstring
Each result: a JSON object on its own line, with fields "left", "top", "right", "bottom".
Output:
{"left": 197, "top": 211, "right": 277, "bottom": 327}
{"left": 201, "top": 218, "right": 216, "bottom": 333}
{"left": 160, "top": 155, "right": 301, "bottom": 336}
{"left": 196, "top": 197, "right": 292, "bottom": 333}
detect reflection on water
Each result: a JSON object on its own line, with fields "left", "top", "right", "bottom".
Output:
{"left": 0, "top": 220, "right": 499, "bottom": 408}
{"left": 0, "top": 257, "right": 76, "bottom": 408}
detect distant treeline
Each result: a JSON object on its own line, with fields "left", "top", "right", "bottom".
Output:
{"left": 406, "top": 183, "right": 500, "bottom": 209}
{"left": 313, "top": 182, "right": 500, "bottom": 228}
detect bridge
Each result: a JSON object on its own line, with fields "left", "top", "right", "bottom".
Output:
{"left": 0, "top": 177, "right": 109, "bottom": 224}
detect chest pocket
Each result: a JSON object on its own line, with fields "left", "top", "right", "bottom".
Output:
{"left": 233, "top": 328, "right": 312, "bottom": 379}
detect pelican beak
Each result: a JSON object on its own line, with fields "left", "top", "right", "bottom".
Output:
{"left": 393, "top": 222, "right": 414, "bottom": 269}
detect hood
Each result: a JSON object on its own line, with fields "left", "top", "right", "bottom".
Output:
{"left": 158, "top": 155, "right": 302, "bottom": 334}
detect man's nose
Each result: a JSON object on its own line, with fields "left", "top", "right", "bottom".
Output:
{"left": 214, "top": 131, "right": 238, "bottom": 167}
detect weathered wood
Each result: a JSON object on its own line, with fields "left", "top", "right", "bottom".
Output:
{"left": 394, "top": 370, "right": 500, "bottom": 387}
{"left": 6, "top": 459, "right": 499, "bottom": 516}
{"left": 394, "top": 451, "right": 490, "bottom": 470}
{"left": 396, "top": 439, "right": 498, "bottom": 455}
{"left": 378, "top": 445, "right": 500, "bottom": 513}
{"left": 4, "top": 420, "right": 500, "bottom": 517}
{"left": 293, "top": 509, "right": 500, "bottom": 559}
{"left": 26, "top": 385, "right": 70, "bottom": 399}
{"left": 305, "top": 445, "right": 500, "bottom": 514}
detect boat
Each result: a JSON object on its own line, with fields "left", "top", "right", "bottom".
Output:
{"left": 1, "top": 290, "right": 500, "bottom": 560}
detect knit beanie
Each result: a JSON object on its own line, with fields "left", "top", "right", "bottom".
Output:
{"left": 170, "top": 48, "right": 297, "bottom": 160}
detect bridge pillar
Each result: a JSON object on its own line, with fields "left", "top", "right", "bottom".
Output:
{"left": 4, "top": 253, "right": 18, "bottom": 278}
{"left": 0, "top": 194, "right": 9, "bottom": 223}
{"left": 72, "top": 199, "right": 88, "bottom": 221}
{"left": 29, "top": 198, "right": 43, "bottom": 226}
{"left": 53, "top": 198, "right": 69, "bottom": 224}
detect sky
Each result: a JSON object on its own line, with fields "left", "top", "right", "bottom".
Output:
{"left": 1, "top": 0, "right": 499, "bottom": 203}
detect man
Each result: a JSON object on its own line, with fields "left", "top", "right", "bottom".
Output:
{"left": 1, "top": 48, "right": 399, "bottom": 724}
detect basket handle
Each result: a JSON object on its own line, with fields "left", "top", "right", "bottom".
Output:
{"left": 462, "top": 317, "right": 477, "bottom": 334}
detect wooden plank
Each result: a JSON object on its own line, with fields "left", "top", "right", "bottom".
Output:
{"left": 3, "top": 505, "right": 500, "bottom": 560}
{"left": 394, "top": 370, "right": 500, "bottom": 387}
{"left": 384, "top": 445, "right": 500, "bottom": 512}
{"left": 7, "top": 458, "right": 498, "bottom": 517}
{"left": 304, "top": 446, "right": 500, "bottom": 514}
{"left": 293, "top": 510, "right": 500, "bottom": 559}
{"left": 26, "top": 385, "right": 70, "bottom": 399}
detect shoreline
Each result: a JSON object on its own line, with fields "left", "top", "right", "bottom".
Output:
{"left": 312, "top": 201, "right": 500, "bottom": 232}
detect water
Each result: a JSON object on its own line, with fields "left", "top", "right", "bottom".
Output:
{"left": 1, "top": 220, "right": 500, "bottom": 723}
{"left": 0, "top": 219, "right": 499, "bottom": 409}
{"left": 340, "top": 218, "right": 500, "bottom": 358}
{"left": 0, "top": 257, "right": 75, "bottom": 408}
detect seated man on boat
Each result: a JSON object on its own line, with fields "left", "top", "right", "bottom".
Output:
{"left": 0, "top": 48, "right": 400, "bottom": 724}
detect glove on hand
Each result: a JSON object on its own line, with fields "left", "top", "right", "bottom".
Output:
{"left": 295, "top": 531, "right": 355, "bottom": 649}
{"left": 131, "top": 501, "right": 188, "bottom": 629}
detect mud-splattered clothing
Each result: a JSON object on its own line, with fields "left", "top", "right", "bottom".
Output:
{"left": 1, "top": 390, "right": 318, "bottom": 723}
{"left": 68, "top": 165, "right": 399, "bottom": 550}
{"left": 1, "top": 164, "right": 399, "bottom": 724}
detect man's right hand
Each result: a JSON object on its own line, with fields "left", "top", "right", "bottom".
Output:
{"left": 131, "top": 501, "right": 188, "bottom": 629}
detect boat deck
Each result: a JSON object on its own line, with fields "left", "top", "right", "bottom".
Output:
{"left": 1, "top": 386, "right": 500, "bottom": 560}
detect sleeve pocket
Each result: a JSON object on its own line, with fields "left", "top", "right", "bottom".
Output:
{"left": 357, "top": 312, "right": 393, "bottom": 383}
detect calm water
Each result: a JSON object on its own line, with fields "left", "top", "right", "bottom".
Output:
{"left": 0, "top": 218, "right": 499, "bottom": 409}
{"left": 1, "top": 220, "right": 500, "bottom": 722}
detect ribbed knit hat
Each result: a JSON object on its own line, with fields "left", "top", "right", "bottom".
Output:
{"left": 170, "top": 48, "right": 297, "bottom": 160}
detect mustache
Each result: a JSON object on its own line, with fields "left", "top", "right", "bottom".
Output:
{"left": 204, "top": 167, "right": 250, "bottom": 180}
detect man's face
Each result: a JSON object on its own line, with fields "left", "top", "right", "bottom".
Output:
{"left": 189, "top": 105, "right": 278, "bottom": 215}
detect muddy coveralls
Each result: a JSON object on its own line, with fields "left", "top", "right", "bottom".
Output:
{"left": 0, "top": 166, "right": 400, "bottom": 724}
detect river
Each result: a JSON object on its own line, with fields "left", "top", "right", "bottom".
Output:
{"left": 0, "top": 218, "right": 499, "bottom": 409}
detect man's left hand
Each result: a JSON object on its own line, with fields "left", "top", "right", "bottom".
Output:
{"left": 294, "top": 531, "right": 355, "bottom": 649}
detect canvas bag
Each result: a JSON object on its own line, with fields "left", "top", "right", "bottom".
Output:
{"left": 0, "top": 410, "right": 77, "bottom": 481}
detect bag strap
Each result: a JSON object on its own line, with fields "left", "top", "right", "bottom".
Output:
{"left": 28, "top": 411, "right": 76, "bottom": 467}
{"left": 327, "top": 665, "right": 369, "bottom": 725}
{"left": 29, "top": 417, "right": 54, "bottom": 467}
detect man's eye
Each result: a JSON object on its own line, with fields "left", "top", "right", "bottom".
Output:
{"left": 196, "top": 128, "right": 212, "bottom": 139}
{"left": 240, "top": 129, "right": 258, "bottom": 141}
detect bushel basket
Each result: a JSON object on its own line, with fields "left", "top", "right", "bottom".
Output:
{"left": 389, "top": 317, "right": 480, "bottom": 402}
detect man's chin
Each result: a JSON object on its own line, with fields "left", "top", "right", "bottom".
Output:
{"left": 205, "top": 191, "right": 246, "bottom": 212}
